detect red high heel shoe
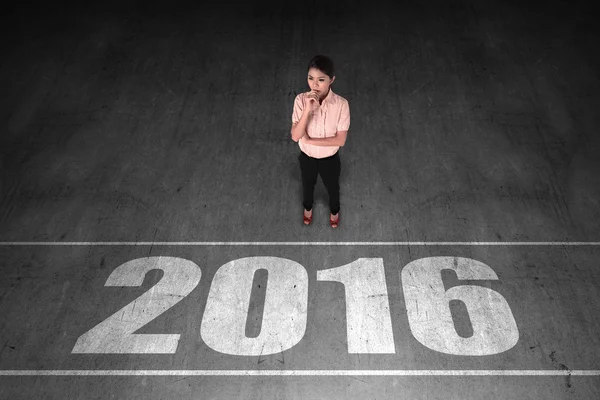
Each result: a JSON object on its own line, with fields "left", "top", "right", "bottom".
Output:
{"left": 330, "top": 213, "right": 339, "bottom": 228}
{"left": 303, "top": 209, "right": 313, "bottom": 225}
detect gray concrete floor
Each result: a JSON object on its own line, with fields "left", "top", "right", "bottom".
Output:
{"left": 1, "top": 0, "right": 599, "bottom": 398}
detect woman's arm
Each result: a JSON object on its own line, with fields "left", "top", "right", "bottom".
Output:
{"left": 303, "top": 135, "right": 344, "bottom": 147}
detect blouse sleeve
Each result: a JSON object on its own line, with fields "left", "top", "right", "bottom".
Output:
{"left": 337, "top": 99, "right": 350, "bottom": 131}
{"left": 291, "top": 94, "right": 304, "bottom": 125}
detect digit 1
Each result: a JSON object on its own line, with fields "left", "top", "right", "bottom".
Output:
{"left": 317, "top": 258, "right": 396, "bottom": 354}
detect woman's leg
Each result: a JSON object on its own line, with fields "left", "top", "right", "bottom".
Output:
{"left": 298, "top": 151, "right": 318, "bottom": 212}
{"left": 319, "top": 152, "right": 341, "bottom": 215}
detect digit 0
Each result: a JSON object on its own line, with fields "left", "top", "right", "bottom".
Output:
{"left": 200, "top": 257, "right": 308, "bottom": 356}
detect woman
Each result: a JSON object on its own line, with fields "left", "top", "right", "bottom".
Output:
{"left": 290, "top": 55, "right": 351, "bottom": 228}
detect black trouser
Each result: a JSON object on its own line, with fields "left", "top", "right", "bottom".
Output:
{"left": 298, "top": 150, "right": 341, "bottom": 215}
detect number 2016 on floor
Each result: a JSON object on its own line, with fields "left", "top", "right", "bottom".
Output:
{"left": 72, "top": 255, "right": 519, "bottom": 357}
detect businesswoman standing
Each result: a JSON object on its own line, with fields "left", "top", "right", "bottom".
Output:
{"left": 290, "top": 55, "right": 350, "bottom": 228}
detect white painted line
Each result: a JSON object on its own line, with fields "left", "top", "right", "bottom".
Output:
{"left": 1, "top": 242, "right": 600, "bottom": 246}
{"left": 0, "top": 370, "right": 599, "bottom": 376}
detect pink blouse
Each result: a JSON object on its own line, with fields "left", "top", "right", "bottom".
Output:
{"left": 291, "top": 88, "right": 350, "bottom": 159}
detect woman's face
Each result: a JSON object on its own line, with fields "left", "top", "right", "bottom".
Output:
{"left": 308, "top": 67, "right": 335, "bottom": 99}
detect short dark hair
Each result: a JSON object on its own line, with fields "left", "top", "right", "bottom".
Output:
{"left": 308, "top": 55, "right": 335, "bottom": 80}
